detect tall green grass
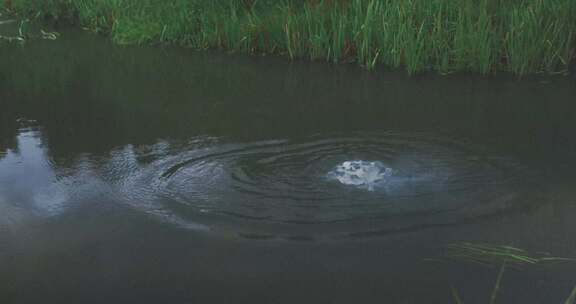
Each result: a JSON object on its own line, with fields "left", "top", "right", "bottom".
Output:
{"left": 7, "top": 0, "right": 576, "bottom": 75}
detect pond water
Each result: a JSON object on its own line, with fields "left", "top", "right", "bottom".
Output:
{"left": 1, "top": 27, "right": 576, "bottom": 303}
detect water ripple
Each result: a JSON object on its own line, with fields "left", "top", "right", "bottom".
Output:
{"left": 116, "top": 132, "right": 539, "bottom": 239}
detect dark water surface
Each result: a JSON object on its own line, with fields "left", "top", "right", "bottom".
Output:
{"left": 1, "top": 27, "right": 576, "bottom": 303}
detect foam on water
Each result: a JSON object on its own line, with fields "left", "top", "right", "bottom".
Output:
{"left": 329, "top": 160, "right": 393, "bottom": 191}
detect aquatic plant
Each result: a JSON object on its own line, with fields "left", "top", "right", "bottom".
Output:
{"left": 6, "top": 0, "right": 576, "bottom": 75}
{"left": 446, "top": 242, "right": 576, "bottom": 268}
{"left": 445, "top": 242, "right": 576, "bottom": 304}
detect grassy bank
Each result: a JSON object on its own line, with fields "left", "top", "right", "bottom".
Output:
{"left": 6, "top": 0, "right": 576, "bottom": 75}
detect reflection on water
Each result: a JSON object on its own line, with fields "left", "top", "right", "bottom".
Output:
{"left": 0, "top": 128, "right": 541, "bottom": 239}
{"left": 0, "top": 129, "right": 65, "bottom": 218}
{"left": 0, "top": 128, "right": 111, "bottom": 230}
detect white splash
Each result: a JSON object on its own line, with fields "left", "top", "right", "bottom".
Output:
{"left": 329, "top": 160, "right": 393, "bottom": 191}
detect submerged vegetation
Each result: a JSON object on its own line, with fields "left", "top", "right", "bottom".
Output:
{"left": 5, "top": 0, "right": 576, "bottom": 75}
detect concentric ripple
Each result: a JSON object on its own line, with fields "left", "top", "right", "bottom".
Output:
{"left": 117, "top": 132, "right": 539, "bottom": 239}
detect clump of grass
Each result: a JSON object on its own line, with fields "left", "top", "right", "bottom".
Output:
{"left": 6, "top": 0, "right": 576, "bottom": 75}
{"left": 445, "top": 242, "right": 576, "bottom": 304}
{"left": 446, "top": 242, "right": 576, "bottom": 269}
